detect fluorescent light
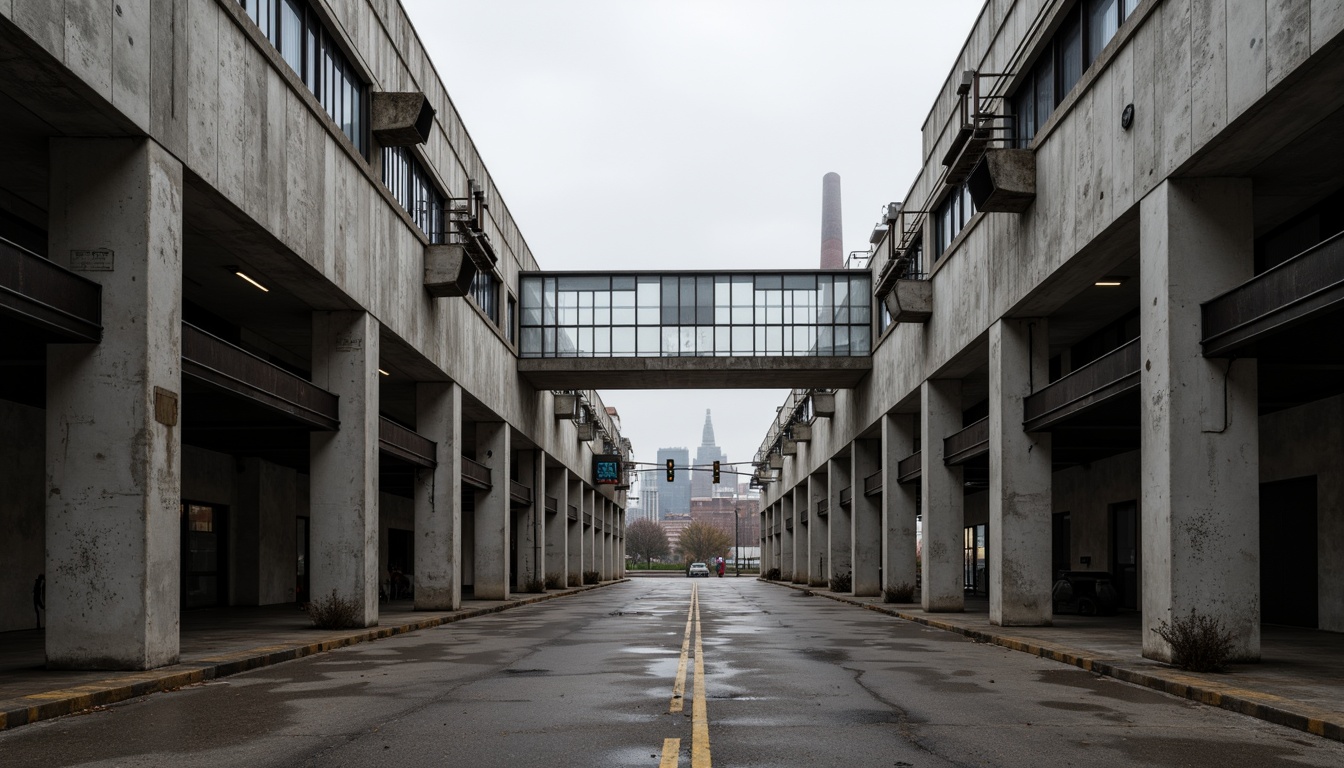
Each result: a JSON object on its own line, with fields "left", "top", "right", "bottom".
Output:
{"left": 378, "top": 369, "right": 390, "bottom": 376}
{"left": 235, "top": 271, "right": 269, "bottom": 292}
{"left": 1094, "top": 281, "right": 1122, "bottom": 287}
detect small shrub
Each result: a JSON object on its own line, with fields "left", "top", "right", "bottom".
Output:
{"left": 764, "top": 568, "right": 781, "bottom": 581}
{"left": 583, "top": 570, "right": 601, "bottom": 585}
{"left": 1155, "top": 609, "right": 1236, "bottom": 672}
{"left": 308, "top": 589, "right": 359, "bottom": 629}
{"left": 522, "top": 577, "right": 546, "bottom": 594}
{"left": 830, "top": 571, "right": 852, "bottom": 593}
{"left": 569, "top": 572, "right": 581, "bottom": 587}
{"left": 544, "top": 572, "right": 563, "bottom": 590}
{"left": 884, "top": 582, "right": 917, "bottom": 603}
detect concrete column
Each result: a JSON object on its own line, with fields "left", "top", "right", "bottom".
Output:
{"left": 233, "top": 459, "right": 298, "bottom": 606}
{"left": 584, "top": 487, "right": 597, "bottom": 577}
{"left": 990, "top": 318, "right": 1053, "bottom": 626}
{"left": 759, "top": 507, "right": 771, "bottom": 572}
{"left": 780, "top": 493, "right": 795, "bottom": 581}
{"left": 601, "top": 498, "right": 613, "bottom": 580}
{"left": 827, "top": 456, "right": 852, "bottom": 586}
{"left": 808, "top": 473, "right": 829, "bottom": 586}
{"left": 567, "top": 476, "right": 583, "bottom": 584}
{"left": 791, "top": 486, "right": 809, "bottom": 585}
{"left": 415, "top": 382, "right": 462, "bottom": 610}
{"left": 46, "top": 138, "right": 183, "bottom": 670}
{"left": 1140, "top": 178, "right": 1259, "bottom": 661}
{"left": 852, "top": 439, "right": 882, "bottom": 597}
{"left": 922, "top": 379, "right": 964, "bottom": 612}
{"left": 309, "top": 311, "right": 380, "bottom": 625}
{"left": 513, "top": 449, "right": 542, "bottom": 590}
{"left": 545, "top": 466, "right": 568, "bottom": 587}
{"left": 882, "top": 414, "right": 919, "bottom": 594}
{"left": 473, "top": 422, "right": 511, "bottom": 599}
{"left": 769, "top": 505, "right": 781, "bottom": 572}
{"left": 618, "top": 509, "right": 627, "bottom": 578}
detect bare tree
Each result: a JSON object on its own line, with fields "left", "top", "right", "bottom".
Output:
{"left": 677, "top": 520, "right": 733, "bottom": 564}
{"left": 625, "top": 518, "right": 670, "bottom": 568}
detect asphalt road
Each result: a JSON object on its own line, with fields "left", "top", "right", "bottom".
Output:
{"left": 3, "top": 579, "right": 1342, "bottom": 767}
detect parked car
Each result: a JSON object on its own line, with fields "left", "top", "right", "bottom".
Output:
{"left": 687, "top": 562, "right": 710, "bottom": 578}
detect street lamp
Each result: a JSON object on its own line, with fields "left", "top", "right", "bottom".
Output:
{"left": 733, "top": 505, "right": 740, "bottom": 577}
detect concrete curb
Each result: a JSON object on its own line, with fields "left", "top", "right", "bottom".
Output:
{"left": 761, "top": 579, "right": 1344, "bottom": 743}
{"left": 0, "top": 580, "right": 627, "bottom": 732}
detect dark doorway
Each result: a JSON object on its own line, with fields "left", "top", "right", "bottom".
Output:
{"left": 964, "top": 524, "right": 987, "bottom": 596}
{"left": 1052, "top": 512, "right": 1071, "bottom": 577}
{"left": 1260, "top": 476, "right": 1318, "bottom": 628}
{"left": 296, "top": 516, "right": 310, "bottom": 605}
{"left": 181, "top": 502, "right": 228, "bottom": 609}
{"left": 1110, "top": 501, "right": 1138, "bottom": 610}
{"left": 388, "top": 527, "right": 414, "bottom": 600}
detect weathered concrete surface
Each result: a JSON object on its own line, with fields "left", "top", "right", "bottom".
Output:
{"left": 1140, "top": 178, "right": 1259, "bottom": 662}
{"left": 881, "top": 413, "right": 918, "bottom": 595}
{"left": 414, "top": 382, "right": 462, "bottom": 610}
{"left": 46, "top": 138, "right": 183, "bottom": 670}
{"left": 850, "top": 438, "right": 881, "bottom": 596}
{"left": 826, "top": 455, "right": 851, "bottom": 585}
{"left": 921, "top": 378, "right": 964, "bottom": 612}
{"left": 309, "top": 311, "right": 381, "bottom": 627}
{"left": 473, "top": 421, "right": 511, "bottom": 600}
{"left": 545, "top": 464, "right": 568, "bottom": 586}
{"left": 990, "top": 318, "right": 1053, "bottom": 626}
{"left": 806, "top": 472, "right": 829, "bottom": 586}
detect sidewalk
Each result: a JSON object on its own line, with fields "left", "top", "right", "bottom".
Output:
{"left": 764, "top": 580, "right": 1344, "bottom": 743}
{"left": 0, "top": 581, "right": 623, "bottom": 731}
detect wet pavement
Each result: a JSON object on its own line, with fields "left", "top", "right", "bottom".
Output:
{"left": 2, "top": 579, "right": 1343, "bottom": 767}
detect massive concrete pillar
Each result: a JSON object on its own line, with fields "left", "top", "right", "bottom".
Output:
{"left": 601, "top": 498, "right": 613, "bottom": 580}
{"left": 514, "top": 450, "right": 543, "bottom": 589}
{"left": 545, "top": 466, "right": 568, "bottom": 586}
{"left": 309, "top": 310, "right": 380, "bottom": 625}
{"left": 807, "top": 473, "right": 829, "bottom": 586}
{"left": 990, "top": 318, "right": 1053, "bottom": 626}
{"left": 233, "top": 458, "right": 298, "bottom": 606}
{"left": 473, "top": 421, "right": 511, "bottom": 599}
{"left": 791, "top": 485, "right": 809, "bottom": 585}
{"left": 567, "top": 476, "right": 583, "bottom": 584}
{"left": 922, "top": 379, "right": 964, "bottom": 612}
{"left": 780, "top": 492, "right": 796, "bottom": 581}
{"left": 759, "top": 507, "right": 772, "bottom": 572}
{"left": 770, "top": 504, "right": 782, "bottom": 572}
{"left": 827, "top": 456, "right": 852, "bottom": 586}
{"left": 852, "top": 439, "right": 882, "bottom": 597}
{"left": 882, "top": 414, "right": 919, "bottom": 594}
{"left": 584, "top": 487, "right": 597, "bottom": 577}
{"left": 415, "top": 382, "right": 462, "bottom": 610}
{"left": 1140, "top": 179, "right": 1259, "bottom": 661}
{"left": 46, "top": 138, "right": 183, "bottom": 669}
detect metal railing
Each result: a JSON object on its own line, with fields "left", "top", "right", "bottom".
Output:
{"left": 943, "top": 417, "right": 989, "bottom": 465}
{"left": 863, "top": 471, "right": 882, "bottom": 497}
{"left": 897, "top": 451, "right": 922, "bottom": 485}
{"left": 0, "top": 237, "right": 102, "bottom": 341}
{"left": 461, "top": 457, "right": 491, "bottom": 490}
{"left": 378, "top": 417, "right": 436, "bottom": 468}
{"left": 1024, "top": 339, "right": 1140, "bottom": 431}
{"left": 509, "top": 480, "right": 532, "bottom": 507}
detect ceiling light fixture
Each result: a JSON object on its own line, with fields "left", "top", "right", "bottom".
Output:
{"left": 235, "top": 271, "right": 269, "bottom": 292}
{"left": 378, "top": 369, "right": 390, "bottom": 376}
{"left": 1094, "top": 276, "right": 1125, "bottom": 287}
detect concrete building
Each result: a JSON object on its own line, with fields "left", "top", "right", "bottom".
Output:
{"left": 0, "top": 0, "right": 625, "bottom": 667}
{"left": 690, "top": 496, "right": 761, "bottom": 547}
{"left": 655, "top": 446, "right": 691, "bottom": 518}
{"left": 757, "top": 0, "right": 1344, "bottom": 663}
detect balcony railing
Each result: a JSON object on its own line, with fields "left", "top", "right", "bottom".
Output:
{"left": 545, "top": 495, "right": 558, "bottom": 514}
{"left": 568, "top": 504, "right": 579, "bottom": 522}
{"left": 863, "top": 470, "right": 882, "bottom": 496}
{"left": 182, "top": 323, "right": 339, "bottom": 430}
{"left": 462, "top": 457, "right": 491, "bottom": 490}
{"left": 378, "top": 417, "right": 436, "bottom": 468}
{"left": 817, "top": 499, "right": 829, "bottom": 517}
{"left": 0, "top": 237, "right": 102, "bottom": 342}
{"left": 1024, "top": 339, "right": 1140, "bottom": 432}
{"left": 897, "top": 451, "right": 922, "bottom": 485}
{"left": 1202, "top": 231, "right": 1344, "bottom": 357}
{"left": 510, "top": 480, "right": 532, "bottom": 508}
{"left": 839, "top": 486, "right": 852, "bottom": 508}
{"left": 943, "top": 417, "right": 989, "bottom": 465}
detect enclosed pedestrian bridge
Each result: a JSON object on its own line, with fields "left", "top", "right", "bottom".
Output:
{"left": 515, "top": 271, "right": 874, "bottom": 389}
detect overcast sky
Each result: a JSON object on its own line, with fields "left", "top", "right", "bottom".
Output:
{"left": 402, "top": 1, "right": 985, "bottom": 496}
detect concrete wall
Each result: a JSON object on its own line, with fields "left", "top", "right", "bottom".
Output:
{"left": 0, "top": 401, "right": 44, "bottom": 633}
{"left": 1260, "top": 395, "right": 1344, "bottom": 631}
{"left": 1052, "top": 450, "right": 1142, "bottom": 575}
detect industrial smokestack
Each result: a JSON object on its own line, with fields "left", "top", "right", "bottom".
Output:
{"left": 820, "top": 172, "right": 843, "bottom": 269}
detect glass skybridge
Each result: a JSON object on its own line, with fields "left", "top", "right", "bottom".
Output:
{"left": 517, "top": 271, "right": 873, "bottom": 389}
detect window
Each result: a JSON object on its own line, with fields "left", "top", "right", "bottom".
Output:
{"left": 471, "top": 272, "right": 500, "bottom": 325}
{"left": 934, "top": 184, "right": 975, "bottom": 258}
{"left": 382, "top": 146, "right": 445, "bottom": 241}
{"left": 239, "top": 0, "right": 367, "bottom": 154}
{"left": 1014, "top": 0, "right": 1136, "bottom": 146}
{"left": 506, "top": 294, "right": 518, "bottom": 344}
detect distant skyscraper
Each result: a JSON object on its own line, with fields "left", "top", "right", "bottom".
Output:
{"left": 692, "top": 410, "right": 726, "bottom": 500}
{"left": 655, "top": 446, "right": 691, "bottom": 519}
{"left": 820, "top": 172, "right": 843, "bottom": 268}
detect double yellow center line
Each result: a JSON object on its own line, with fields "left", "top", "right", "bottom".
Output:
{"left": 661, "top": 583, "right": 710, "bottom": 768}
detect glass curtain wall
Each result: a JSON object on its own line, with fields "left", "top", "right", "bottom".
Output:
{"left": 519, "top": 272, "right": 872, "bottom": 358}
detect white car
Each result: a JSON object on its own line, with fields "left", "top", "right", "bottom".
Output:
{"left": 687, "top": 562, "right": 710, "bottom": 578}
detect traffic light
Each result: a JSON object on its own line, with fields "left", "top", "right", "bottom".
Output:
{"left": 666, "top": 459, "right": 675, "bottom": 482}
{"left": 712, "top": 460, "right": 721, "bottom": 484}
